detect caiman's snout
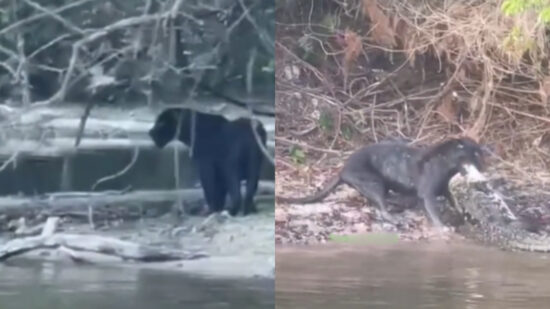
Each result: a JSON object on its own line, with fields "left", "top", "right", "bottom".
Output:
{"left": 462, "top": 163, "right": 487, "bottom": 182}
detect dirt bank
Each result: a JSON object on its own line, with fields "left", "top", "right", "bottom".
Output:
{"left": 275, "top": 188, "right": 457, "bottom": 245}
{"left": 274, "top": 0, "right": 550, "bottom": 246}
{"left": 275, "top": 165, "right": 459, "bottom": 245}
{"left": 1, "top": 198, "right": 274, "bottom": 280}
{"left": 275, "top": 164, "right": 550, "bottom": 246}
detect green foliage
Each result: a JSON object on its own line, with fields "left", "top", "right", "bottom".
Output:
{"left": 501, "top": 0, "right": 550, "bottom": 24}
{"left": 341, "top": 124, "right": 353, "bottom": 141}
{"left": 318, "top": 111, "right": 333, "bottom": 132}
{"left": 502, "top": 25, "right": 535, "bottom": 54}
{"left": 500, "top": 0, "right": 550, "bottom": 57}
{"left": 289, "top": 146, "right": 306, "bottom": 165}
{"left": 501, "top": 0, "right": 530, "bottom": 16}
{"left": 540, "top": 7, "right": 550, "bottom": 22}
{"left": 296, "top": 33, "right": 327, "bottom": 67}
{"left": 320, "top": 13, "right": 339, "bottom": 32}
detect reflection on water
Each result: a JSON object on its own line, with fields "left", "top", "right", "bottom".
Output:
{"left": 0, "top": 259, "right": 274, "bottom": 309}
{"left": 276, "top": 242, "right": 550, "bottom": 309}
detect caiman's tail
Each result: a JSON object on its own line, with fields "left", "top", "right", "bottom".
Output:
{"left": 277, "top": 177, "right": 342, "bottom": 204}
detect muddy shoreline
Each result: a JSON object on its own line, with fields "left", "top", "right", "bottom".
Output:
{"left": 275, "top": 169, "right": 550, "bottom": 249}
{"left": 276, "top": 200, "right": 458, "bottom": 246}
{"left": 0, "top": 201, "right": 275, "bottom": 280}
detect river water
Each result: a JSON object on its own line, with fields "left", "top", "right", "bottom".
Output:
{"left": 0, "top": 259, "right": 274, "bottom": 309}
{"left": 276, "top": 242, "right": 550, "bottom": 308}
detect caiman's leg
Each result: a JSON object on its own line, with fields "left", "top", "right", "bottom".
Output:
{"left": 442, "top": 186, "right": 464, "bottom": 215}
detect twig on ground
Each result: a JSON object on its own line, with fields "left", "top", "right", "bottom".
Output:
{"left": 0, "top": 216, "right": 207, "bottom": 262}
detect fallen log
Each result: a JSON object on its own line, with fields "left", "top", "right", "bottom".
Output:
{"left": 0, "top": 136, "right": 275, "bottom": 158}
{"left": 0, "top": 105, "right": 275, "bottom": 158}
{"left": 0, "top": 181, "right": 275, "bottom": 219}
{"left": 0, "top": 217, "right": 207, "bottom": 262}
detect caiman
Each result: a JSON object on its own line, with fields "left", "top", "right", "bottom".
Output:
{"left": 448, "top": 172, "right": 550, "bottom": 252}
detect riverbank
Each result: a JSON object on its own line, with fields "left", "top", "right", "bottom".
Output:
{"left": 275, "top": 183, "right": 454, "bottom": 246}
{"left": 275, "top": 165, "right": 550, "bottom": 247}
{"left": 0, "top": 102, "right": 275, "bottom": 280}
{"left": 1, "top": 199, "right": 274, "bottom": 280}
{"left": 274, "top": 0, "right": 550, "bottom": 245}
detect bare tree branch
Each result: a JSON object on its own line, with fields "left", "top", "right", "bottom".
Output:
{"left": 0, "top": 61, "right": 17, "bottom": 77}
{"left": 39, "top": 11, "right": 173, "bottom": 106}
{"left": 28, "top": 33, "right": 72, "bottom": 59}
{"left": 169, "top": 0, "right": 203, "bottom": 26}
{"left": 0, "top": 152, "right": 18, "bottom": 173}
{"left": 237, "top": 0, "right": 274, "bottom": 55}
{"left": 15, "top": 34, "right": 30, "bottom": 106}
{"left": 23, "top": 0, "right": 85, "bottom": 35}
{"left": 0, "top": 44, "right": 18, "bottom": 59}
{"left": 0, "top": 0, "right": 95, "bottom": 36}
{"left": 91, "top": 146, "right": 139, "bottom": 191}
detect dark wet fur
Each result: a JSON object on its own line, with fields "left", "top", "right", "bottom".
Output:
{"left": 277, "top": 137, "right": 487, "bottom": 226}
{"left": 149, "top": 108, "right": 267, "bottom": 216}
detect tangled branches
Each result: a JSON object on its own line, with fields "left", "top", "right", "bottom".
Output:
{"left": 276, "top": 0, "right": 550, "bottom": 182}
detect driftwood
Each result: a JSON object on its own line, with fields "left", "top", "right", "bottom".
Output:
{"left": 11, "top": 217, "right": 45, "bottom": 236}
{"left": 0, "top": 181, "right": 275, "bottom": 219}
{"left": 0, "top": 136, "right": 275, "bottom": 158}
{"left": 0, "top": 217, "right": 207, "bottom": 262}
{"left": 0, "top": 106, "right": 275, "bottom": 158}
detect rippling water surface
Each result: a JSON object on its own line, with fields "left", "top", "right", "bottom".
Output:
{"left": 276, "top": 242, "right": 550, "bottom": 308}
{"left": 0, "top": 259, "right": 274, "bottom": 309}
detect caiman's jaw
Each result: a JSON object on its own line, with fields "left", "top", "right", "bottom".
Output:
{"left": 451, "top": 163, "right": 488, "bottom": 187}
{"left": 461, "top": 163, "right": 487, "bottom": 182}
